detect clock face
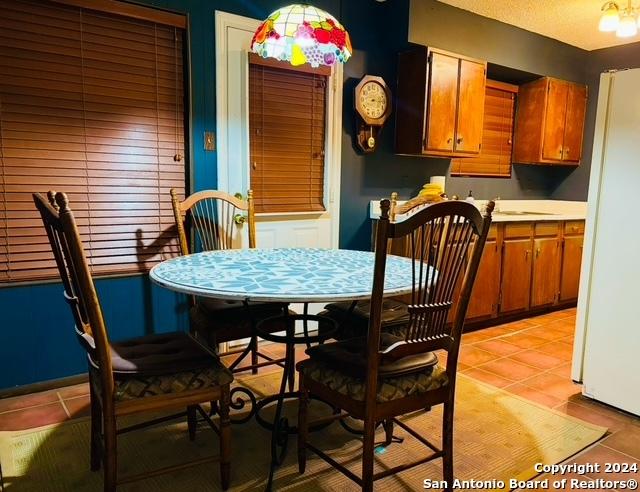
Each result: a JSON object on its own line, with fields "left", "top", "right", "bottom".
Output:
{"left": 359, "top": 81, "right": 387, "bottom": 119}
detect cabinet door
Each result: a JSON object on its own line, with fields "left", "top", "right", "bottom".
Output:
{"left": 500, "top": 239, "right": 532, "bottom": 313}
{"left": 562, "top": 84, "right": 587, "bottom": 163}
{"left": 467, "top": 239, "right": 500, "bottom": 319}
{"left": 455, "top": 59, "right": 485, "bottom": 154}
{"left": 531, "top": 237, "right": 561, "bottom": 307}
{"left": 425, "top": 51, "right": 459, "bottom": 153}
{"left": 560, "top": 235, "right": 584, "bottom": 301}
{"left": 541, "top": 79, "right": 569, "bottom": 161}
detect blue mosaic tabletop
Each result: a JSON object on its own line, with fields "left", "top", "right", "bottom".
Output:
{"left": 150, "top": 248, "right": 429, "bottom": 302}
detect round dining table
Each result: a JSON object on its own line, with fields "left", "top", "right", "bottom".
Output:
{"left": 149, "top": 247, "right": 420, "bottom": 303}
{"left": 149, "top": 247, "right": 425, "bottom": 490}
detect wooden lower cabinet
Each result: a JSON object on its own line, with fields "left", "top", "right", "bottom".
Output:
{"left": 467, "top": 239, "right": 500, "bottom": 319}
{"left": 560, "top": 235, "right": 584, "bottom": 301}
{"left": 381, "top": 217, "right": 584, "bottom": 325}
{"left": 499, "top": 239, "right": 532, "bottom": 314}
{"left": 531, "top": 237, "right": 561, "bottom": 308}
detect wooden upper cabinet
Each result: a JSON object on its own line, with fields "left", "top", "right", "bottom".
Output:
{"left": 456, "top": 59, "right": 486, "bottom": 153}
{"left": 563, "top": 84, "right": 588, "bottom": 163}
{"left": 395, "top": 45, "right": 486, "bottom": 157}
{"left": 451, "top": 80, "right": 517, "bottom": 177}
{"left": 541, "top": 79, "right": 569, "bottom": 161}
{"left": 425, "top": 52, "right": 459, "bottom": 153}
{"left": 513, "top": 76, "right": 587, "bottom": 165}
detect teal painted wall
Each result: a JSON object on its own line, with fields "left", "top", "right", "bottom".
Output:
{"left": 0, "top": 0, "right": 602, "bottom": 389}
{"left": 0, "top": 0, "right": 382, "bottom": 389}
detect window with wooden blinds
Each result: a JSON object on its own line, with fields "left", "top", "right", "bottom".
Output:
{"left": 451, "top": 80, "right": 517, "bottom": 177}
{"left": 0, "top": 0, "right": 186, "bottom": 282}
{"left": 249, "top": 54, "right": 329, "bottom": 214}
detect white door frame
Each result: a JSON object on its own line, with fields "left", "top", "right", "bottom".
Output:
{"left": 214, "top": 10, "right": 343, "bottom": 249}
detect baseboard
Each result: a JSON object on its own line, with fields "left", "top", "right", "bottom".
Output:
{"left": 0, "top": 373, "right": 88, "bottom": 399}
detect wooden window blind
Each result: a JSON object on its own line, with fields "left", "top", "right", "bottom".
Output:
{"left": 249, "top": 54, "right": 329, "bottom": 214}
{"left": 451, "top": 80, "right": 517, "bottom": 177}
{"left": 0, "top": 0, "right": 186, "bottom": 282}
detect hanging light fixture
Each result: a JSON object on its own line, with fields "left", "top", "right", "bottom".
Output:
{"left": 599, "top": 2, "right": 620, "bottom": 31}
{"left": 599, "top": 0, "right": 639, "bottom": 37}
{"left": 617, "top": 9, "right": 638, "bottom": 36}
{"left": 251, "top": 4, "right": 352, "bottom": 68}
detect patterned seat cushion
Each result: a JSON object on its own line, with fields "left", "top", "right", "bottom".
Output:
{"left": 299, "top": 333, "right": 447, "bottom": 403}
{"left": 321, "top": 299, "right": 410, "bottom": 340}
{"left": 90, "top": 332, "right": 233, "bottom": 401}
{"left": 305, "top": 333, "right": 438, "bottom": 378}
{"left": 190, "top": 298, "right": 290, "bottom": 345}
{"left": 114, "top": 362, "right": 233, "bottom": 401}
{"left": 298, "top": 358, "right": 448, "bottom": 403}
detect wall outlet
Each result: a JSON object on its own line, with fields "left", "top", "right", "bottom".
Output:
{"left": 204, "top": 131, "right": 216, "bottom": 151}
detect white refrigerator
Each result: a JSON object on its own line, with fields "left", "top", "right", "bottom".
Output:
{"left": 572, "top": 68, "right": 640, "bottom": 417}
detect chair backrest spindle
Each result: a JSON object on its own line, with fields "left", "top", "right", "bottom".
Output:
{"left": 367, "top": 199, "right": 494, "bottom": 388}
{"left": 33, "top": 192, "right": 115, "bottom": 398}
{"left": 171, "top": 189, "right": 255, "bottom": 255}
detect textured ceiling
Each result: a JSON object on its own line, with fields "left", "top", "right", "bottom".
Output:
{"left": 436, "top": 0, "right": 638, "bottom": 51}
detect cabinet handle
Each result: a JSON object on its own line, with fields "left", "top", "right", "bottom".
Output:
{"left": 559, "top": 148, "right": 563, "bottom": 156}
{"left": 456, "top": 136, "right": 463, "bottom": 144}
{"left": 536, "top": 248, "right": 540, "bottom": 258}
{"left": 525, "top": 250, "right": 530, "bottom": 260}
{"left": 447, "top": 137, "right": 453, "bottom": 144}
{"left": 564, "top": 147, "right": 570, "bottom": 156}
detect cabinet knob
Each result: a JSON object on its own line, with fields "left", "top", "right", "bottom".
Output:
{"left": 565, "top": 147, "right": 570, "bottom": 156}
{"left": 447, "top": 137, "right": 453, "bottom": 144}
{"left": 559, "top": 148, "right": 563, "bottom": 156}
{"left": 456, "top": 136, "right": 463, "bottom": 144}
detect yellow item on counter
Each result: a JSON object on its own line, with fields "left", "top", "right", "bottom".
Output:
{"left": 418, "top": 182, "right": 443, "bottom": 198}
{"left": 421, "top": 183, "right": 443, "bottom": 194}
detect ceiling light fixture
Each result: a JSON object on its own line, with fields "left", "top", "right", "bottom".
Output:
{"left": 251, "top": 4, "right": 352, "bottom": 68}
{"left": 599, "top": 0, "right": 639, "bottom": 37}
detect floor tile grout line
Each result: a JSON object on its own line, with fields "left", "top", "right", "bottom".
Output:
{"left": 599, "top": 442, "right": 640, "bottom": 461}
{"left": 57, "top": 392, "right": 71, "bottom": 419}
{"left": 0, "top": 398, "right": 62, "bottom": 416}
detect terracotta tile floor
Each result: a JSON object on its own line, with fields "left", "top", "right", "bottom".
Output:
{"left": 0, "top": 307, "right": 638, "bottom": 487}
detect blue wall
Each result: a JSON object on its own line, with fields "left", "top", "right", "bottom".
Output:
{"left": 0, "top": 0, "right": 599, "bottom": 389}
{"left": 0, "top": 0, "right": 384, "bottom": 389}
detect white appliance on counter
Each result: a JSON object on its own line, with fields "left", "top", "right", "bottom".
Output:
{"left": 572, "top": 68, "right": 640, "bottom": 416}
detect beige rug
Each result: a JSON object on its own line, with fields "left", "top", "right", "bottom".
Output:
{"left": 0, "top": 373, "right": 606, "bottom": 491}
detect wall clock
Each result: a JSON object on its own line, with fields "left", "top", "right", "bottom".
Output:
{"left": 354, "top": 75, "right": 392, "bottom": 153}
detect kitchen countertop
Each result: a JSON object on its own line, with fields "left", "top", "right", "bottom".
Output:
{"left": 369, "top": 199, "right": 587, "bottom": 223}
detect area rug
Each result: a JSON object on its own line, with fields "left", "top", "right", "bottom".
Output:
{"left": 0, "top": 373, "right": 606, "bottom": 491}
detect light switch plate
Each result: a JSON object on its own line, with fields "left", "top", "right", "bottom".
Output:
{"left": 204, "top": 131, "right": 215, "bottom": 151}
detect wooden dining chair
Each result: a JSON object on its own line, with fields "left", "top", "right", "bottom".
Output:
{"left": 319, "top": 192, "right": 412, "bottom": 340}
{"left": 297, "top": 198, "right": 494, "bottom": 491}
{"left": 33, "top": 192, "right": 233, "bottom": 492}
{"left": 170, "top": 188, "right": 290, "bottom": 374}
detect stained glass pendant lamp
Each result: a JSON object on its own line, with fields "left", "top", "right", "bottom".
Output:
{"left": 251, "top": 4, "right": 352, "bottom": 68}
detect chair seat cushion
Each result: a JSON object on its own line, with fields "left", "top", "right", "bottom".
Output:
{"left": 305, "top": 333, "right": 438, "bottom": 378}
{"left": 113, "top": 363, "right": 232, "bottom": 401}
{"left": 321, "top": 300, "right": 410, "bottom": 339}
{"left": 190, "top": 298, "right": 290, "bottom": 345}
{"left": 298, "top": 358, "right": 448, "bottom": 403}
{"left": 90, "top": 332, "right": 233, "bottom": 401}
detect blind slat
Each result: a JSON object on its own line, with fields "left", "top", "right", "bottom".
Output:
{"left": 0, "top": 0, "right": 186, "bottom": 282}
{"left": 249, "top": 61, "right": 327, "bottom": 214}
{"left": 451, "top": 81, "right": 516, "bottom": 178}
